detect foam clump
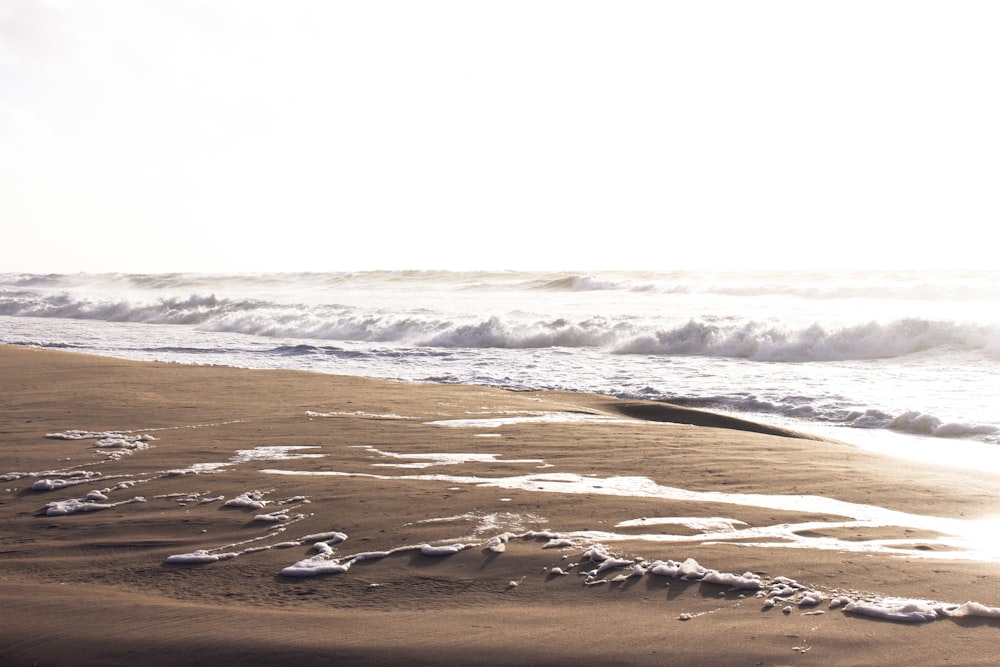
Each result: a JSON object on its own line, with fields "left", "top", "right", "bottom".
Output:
{"left": 166, "top": 550, "right": 239, "bottom": 564}
{"left": 829, "top": 595, "right": 852, "bottom": 609}
{"left": 29, "top": 471, "right": 104, "bottom": 491}
{"left": 45, "top": 499, "right": 108, "bottom": 515}
{"left": 639, "top": 557, "right": 761, "bottom": 590}
{"left": 45, "top": 495, "right": 145, "bottom": 516}
{"left": 939, "top": 601, "right": 1000, "bottom": 618}
{"left": 844, "top": 597, "right": 1000, "bottom": 623}
{"left": 523, "top": 530, "right": 562, "bottom": 540}
{"left": 281, "top": 557, "right": 352, "bottom": 577}
{"left": 301, "top": 531, "right": 348, "bottom": 544}
{"left": 843, "top": 598, "right": 941, "bottom": 623}
{"left": 798, "top": 590, "right": 825, "bottom": 606}
{"left": 45, "top": 431, "right": 156, "bottom": 460}
{"left": 766, "top": 576, "right": 802, "bottom": 600}
{"left": 45, "top": 430, "right": 112, "bottom": 440}
{"left": 487, "top": 533, "right": 516, "bottom": 553}
{"left": 702, "top": 570, "right": 762, "bottom": 591}
{"left": 542, "top": 538, "right": 574, "bottom": 549}
{"left": 594, "top": 555, "right": 633, "bottom": 574}
{"left": 581, "top": 545, "right": 613, "bottom": 563}
{"left": 679, "top": 557, "right": 707, "bottom": 580}
{"left": 224, "top": 491, "right": 269, "bottom": 509}
{"left": 644, "top": 559, "right": 680, "bottom": 578}
{"left": 420, "top": 543, "right": 473, "bottom": 556}
{"left": 312, "top": 541, "right": 338, "bottom": 556}
{"left": 350, "top": 551, "right": 392, "bottom": 562}
{"left": 579, "top": 548, "right": 650, "bottom": 579}
{"left": 154, "top": 492, "right": 223, "bottom": 505}
{"left": 279, "top": 532, "right": 353, "bottom": 577}
{"left": 32, "top": 478, "right": 90, "bottom": 491}
{"left": 95, "top": 434, "right": 155, "bottom": 459}
{"left": 637, "top": 561, "right": 658, "bottom": 575}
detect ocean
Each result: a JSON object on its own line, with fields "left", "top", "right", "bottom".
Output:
{"left": 2, "top": 269, "right": 998, "bottom": 469}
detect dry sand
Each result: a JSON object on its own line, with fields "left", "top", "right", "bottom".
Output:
{"left": 3, "top": 344, "right": 1000, "bottom": 665}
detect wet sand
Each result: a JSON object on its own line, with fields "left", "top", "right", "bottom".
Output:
{"left": 3, "top": 344, "right": 1000, "bottom": 666}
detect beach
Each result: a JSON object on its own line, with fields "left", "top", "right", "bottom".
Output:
{"left": 3, "top": 344, "right": 1000, "bottom": 666}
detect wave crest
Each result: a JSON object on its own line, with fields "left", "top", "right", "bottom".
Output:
{"left": 534, "top": 274, "right": 654, "bottom": 292}
{"left": 887, "top": 411, "right": 999, "bottom": 438}
{"left": 3, "top": 286, "right": 998, "bottom": 362}
{"left": 615, "top": 318, "right": 997, "bottom": 362}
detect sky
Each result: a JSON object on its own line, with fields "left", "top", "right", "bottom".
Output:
{"left": 1, "top": 1, "right": 998, "bottom": 274}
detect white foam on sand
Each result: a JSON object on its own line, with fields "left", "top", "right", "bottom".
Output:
{"left": 279, "top": 534, "right": 477, "bottom": 577}
{"left": 42, "top": 479, "right": 147, "bottom": 515}
{"left": 616, "top": 517, "right": 749, "bottom": 531}
{"left": 2, "top": 467, "right": 101, "bottom": 485}
{"left": 408, "top": 511, "right": 547, "bottom": 538}
{"left": 152, "top": 492, "right": 225, "bottom": 506}
{"left": 266, "top": 529, "right": 1000, "bottom": 624}
{"left": 231, "top": 446, "right": 325, "bottom": 463}
{"left": 425, "top": 412, "right": 624, "bottom": 428}
{"left": 28, "top": 421, "right": 1000, "bottom": 627}
{"left": 359, "top": 446, "right": 547, "bottom": 469}
{"left": 45, "top": 430, "right": 156, "bottom": 460}
{"left": 261, "top": 468, "right": 1000, "bottom": 561}
{"left": 166, "top": 446, "right": 325, "bottom": 475}
{"left": 45, "top": 495, "right": 146, "bottom": 516}
{"left": 165, "top": 550, "right": 239, "bottom": 564}
{"left": 164, "top": 462, "right": 231, "bottom": 475}
{"left": 419, "top": 543, "right": 474, "bottom": 556}
{"left": 150, "top": 476, "right": 1000, "bottom": 627}
{"left": 165, "top": 506, "right": 317, "bottom": 565}
{"left": 21, "top": 471, "right": 107, "bottom": 490}
{"left": 306, "top": 410, "right": 411, "bottom": 420}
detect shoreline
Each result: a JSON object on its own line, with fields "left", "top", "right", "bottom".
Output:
{"left": 4, "top": 344, "right": 1000, "bottom": 665}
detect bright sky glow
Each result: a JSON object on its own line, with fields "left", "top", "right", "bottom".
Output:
{"left": 1, "top": 1, "right": 998, "bottom": 273}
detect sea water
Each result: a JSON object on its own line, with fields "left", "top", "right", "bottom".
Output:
{"left": 2, "top": 269, "right": 998, "bottom": 469}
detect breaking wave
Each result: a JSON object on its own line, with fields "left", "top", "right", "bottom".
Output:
{"left": 1, "top": 287, "right": 998, "bottom": 362}
{"left": 614, "top": 318, "right": 999, "bottom": 362}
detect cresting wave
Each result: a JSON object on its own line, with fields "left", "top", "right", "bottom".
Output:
{"left": 2, "top": 288, "right": 998, "bottom": 362}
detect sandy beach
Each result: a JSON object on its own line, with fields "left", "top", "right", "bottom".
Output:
{"left": 3, "top": 344, "right": 1000, "bottom": 666}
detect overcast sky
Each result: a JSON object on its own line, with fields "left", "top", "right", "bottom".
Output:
{"left": 2, "top": 1, "right": 997, "bottom": 274}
